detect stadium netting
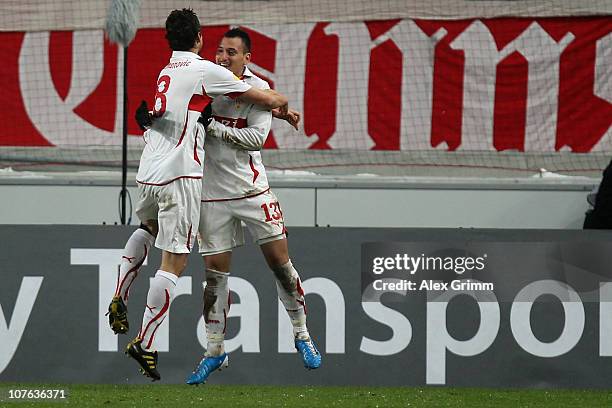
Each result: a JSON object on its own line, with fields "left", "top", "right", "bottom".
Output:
{"left": 0, "top": 0, "right": 610, "bottom": 178}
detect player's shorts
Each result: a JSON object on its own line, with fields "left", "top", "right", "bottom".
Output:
{"left": 197, "top": 188, "right": 286, "bottom": 255}
{"left": 135, "top": 177, "right": 201, "bottom": 254}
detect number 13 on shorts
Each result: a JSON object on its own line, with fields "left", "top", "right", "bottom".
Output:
{"left": 261, "top": 201, "right": 283, "bottom": 222}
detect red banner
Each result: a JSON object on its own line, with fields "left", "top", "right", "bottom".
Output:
{"left": 1, "top": 18, "right": 610, "bottom": 152}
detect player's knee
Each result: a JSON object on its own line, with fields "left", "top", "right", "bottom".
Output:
{"left": 206, "top": 259, "right": 225, "bottom": 272}
{"left": 205, "top": 268, "right": 229, "bottom": 287}
{"left": 261, "top": 238, "right": 289, "bottom": 269}
{"left": 204, "top": 253, "right": 231, "bottom": 272}
{"left": 140, "top": 221, "right": 158, "bottom": 237}
{"left": 174, "top": 255, "right": 188, "bottom": 271}
{"left": 271, "top": 260, "right": 298, "bottom": 291}
{"left": 161, "top": 252, "right": 188, "bottom": 275}
{"left": 265, "top": 252, "right": 290, "bottom": 271}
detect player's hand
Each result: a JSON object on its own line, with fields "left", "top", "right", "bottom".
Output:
{"left": 135, "top": 100, "right": 153, "bottom": 131}
{"left": 272, "top": 107, "right": 300, "bottom": 130}
{"left": 198, "top": 102, "right": 213, "bottom": 128}
{"left": 278, "top": 103, "right": 289, "bottom": 116}
{"left": 284, "top": 109, "right": 300, "bottom": 130}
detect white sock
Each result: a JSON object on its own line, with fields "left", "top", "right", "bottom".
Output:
{"left": 272, "top": 260, "right": 309, "bottom": 340}
{"left": 203, "top": 269, "right": 230, "bottom": 356}
{"left": 114, "top": 228, "right": 155, "bottom": 304}
{"left": 139, "top": 270, "right": 177, "bottom": 351}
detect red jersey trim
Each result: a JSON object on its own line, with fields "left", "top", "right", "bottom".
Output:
{"left": 188, "top": 93, "right": 212, "bottom": 112}
{"left": 202, "top": 187, "right": 270, "bottom": 203}
{"left": 249, "top": 155, "right": 260, "bottom": 184}
{"left": 194, "top": 128, "right": 201, "bottom": 165}
{"left": 176, "top": 112, "right": 189, "bottom": 147}
{"left": 137, "top": 175, "right": 202, "bottom": 186}
{"left": 186, "top": 224, "right": 193, "bottom": 251}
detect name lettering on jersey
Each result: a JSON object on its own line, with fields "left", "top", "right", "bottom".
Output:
{"left": 213, "top": 115, "right": 247, "bottom": 129}
{"left": 165, "top": 60, "right": 192, "bottom": 69}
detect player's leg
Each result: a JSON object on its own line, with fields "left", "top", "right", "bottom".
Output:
{"left": 202, "top": 252, "right": 232, "bottom": 357}
{"left": 144, "top": 252, "right": 187, "bottom": 337}
{"left": 128, "top": 179, "right": 200, "bottom": 380}
{"left": 108, "top": 185, "right": 159, "bottom": 335}
{"left": 114, "top": 221, "right": 158, "bottom": 302}
{"left": 260, "top": 238, "right": 309, "bottom": 340}
{"left": 244, "top": 190, "right": 321, "bottom": 369}
{"left": 127, "top": 252, "right": 184, "bottom": 381}
{"left": 187, "top": 201, "right": 242, "bottom": 385}
{"left": 198, "top": 200, "right": 241, "bottom": 357}
{"left": 260, "top": 238, "right": 321, "bottom": 369}
{"left": 186, "top": 260, "right": 231, "bottom": 385}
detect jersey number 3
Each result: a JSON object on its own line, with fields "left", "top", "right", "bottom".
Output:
{"left": 153, "top": 75, "right": 171, "bottom": 117}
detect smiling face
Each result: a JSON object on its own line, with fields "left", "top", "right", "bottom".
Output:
{"left": 215, "top": 36, "right": 251, "bottom": 77}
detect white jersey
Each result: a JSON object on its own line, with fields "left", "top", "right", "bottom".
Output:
{"left": 201, "top": 66, "right": 272, "bottom": 201}
{"left": 137, "top": 51, "right": 251, "bottom": 186}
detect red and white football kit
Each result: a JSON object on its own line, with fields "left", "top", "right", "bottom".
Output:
{"left": 135, "top": 51, "right": 251, "bottom": 254}
{"left": 196, "top": 66, "right": 285, "bottom": 255}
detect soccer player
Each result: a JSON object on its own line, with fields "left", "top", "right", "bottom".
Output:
{"left": 184, "top": 28, "right": 321, "bottom": 385}
{"left": 107, "top": 9, "right": 289, "bottom": 381}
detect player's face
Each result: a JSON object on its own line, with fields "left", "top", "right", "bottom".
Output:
{"left": 216, "top": 37, "right": 251, "bottom": 77}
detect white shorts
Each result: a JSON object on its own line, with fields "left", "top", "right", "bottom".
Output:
{"left": 197, "top": 189, "right": 287, "bottom": 255}
{"left": 135, "top": 177, "right": 201, "bottom": 254}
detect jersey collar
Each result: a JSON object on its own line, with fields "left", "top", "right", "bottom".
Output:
{"left": 171, "top": 51, "right": 199, "bottom": 59}
{"left": 240, "top": 66, "right": 255, "bottom": 80}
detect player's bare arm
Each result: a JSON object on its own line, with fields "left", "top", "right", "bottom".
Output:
{"left": 240, "top": 87, "right": 288, "bottom": 110}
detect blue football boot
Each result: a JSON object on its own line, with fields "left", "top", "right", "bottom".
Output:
{"left": 295, "top": 337, "right": 322, "bottom": 370}
{"left": 186, "top": 353, "right": 229, "bottom": 385}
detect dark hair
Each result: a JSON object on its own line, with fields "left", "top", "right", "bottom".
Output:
{"left": 223, "top": 28, "right": 251, "bottom": 53}
{"left": 165, "top": 8, "right": 201, "bottom": 51}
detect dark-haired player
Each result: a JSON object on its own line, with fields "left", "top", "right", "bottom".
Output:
{"left": 107, "top": 9, "right": 289, "bottom": 381}
{"left": 135, "top": 27, "right": 321, "bottom": 384}
{"left": 185, "top": 28, "right": 320, "bottom": 385}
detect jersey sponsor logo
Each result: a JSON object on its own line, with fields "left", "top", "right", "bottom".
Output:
{"left": 213, "top": 115, "right": 247, "bottom": 129}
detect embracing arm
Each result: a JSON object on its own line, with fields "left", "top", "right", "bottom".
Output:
{"left": 239, "top": 87, "right": 288, "bottom": 110}
{"left": 203, "top": 104, "right": 271, "bottom": 151}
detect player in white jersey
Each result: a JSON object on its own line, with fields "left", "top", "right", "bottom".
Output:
{"left": 184, "top": 28, "right": 321, "bottom": 385}
{"left": 107, "top": 10, "right": 290, "bottom": 381}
